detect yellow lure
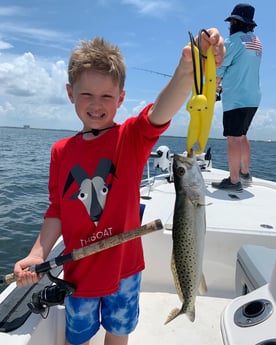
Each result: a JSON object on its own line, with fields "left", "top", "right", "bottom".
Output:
{"left": 186, "top": 42, "right": 216, "bottom": 154}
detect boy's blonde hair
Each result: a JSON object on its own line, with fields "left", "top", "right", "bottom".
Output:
{"left": 68, "top": 37, "right": 126, "bottom": 91}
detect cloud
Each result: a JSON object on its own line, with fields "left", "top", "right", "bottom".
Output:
{"left": 114, "top": 99, "right": 148, "bottom": 124}
{"left": 0, "top": 52, "right": 67, "bottom": 99}
{"left": 0, "top": 22, "right": 73, "bottom": 47}
{"left": 132, "top": 100, "right": 147, "bottom": 114}
{"left": 0, "top": 6, "right": 74, "bottom": 51}
{"left": 0, "top": 40, "right": 13, "bottom": 50}
{"left": 0, "top": 51, "right": 76, "bottom": 129}
{"left": 0, "top": 6, "right": 25, "bottom": 16}
{"left": 0, "top": 101, "right": 14, "bottom": 113}
{"left": 121, "top": 0, "right": 174, "bottom": 17}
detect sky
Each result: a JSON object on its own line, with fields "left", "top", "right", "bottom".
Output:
{"left": 0, "top": 0, "right": 275, "bottom": 140}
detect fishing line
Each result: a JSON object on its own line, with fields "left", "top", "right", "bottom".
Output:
{"left": 134, "top": 29, "right": 211, "bottom": 89}
{"left": 132, "top": 67, "right": 172, "bottom": 78}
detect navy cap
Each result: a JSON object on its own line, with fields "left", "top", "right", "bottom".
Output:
{"left": 225, "top": 3, "right": 257, "bottom": 26}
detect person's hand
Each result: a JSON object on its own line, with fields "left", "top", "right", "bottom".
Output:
{"left": 181, "top": 28, "right": 225, "bottom": 74}
{"left": 198, "top": 28, "right": 225, "bottom": 67}
{"left": 14, "top": 255, "right": 44, "bottom": 287}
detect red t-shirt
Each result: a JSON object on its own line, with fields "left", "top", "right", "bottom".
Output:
{"left": 45, "top": 104, "right": 169, "bottom": 297}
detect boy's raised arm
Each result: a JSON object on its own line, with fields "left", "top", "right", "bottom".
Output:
{"left": 148, "top": 28, "right": 225, "bottom": 126}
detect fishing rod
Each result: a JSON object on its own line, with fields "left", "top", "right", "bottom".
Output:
{"left": 132, "top": 67, "right": 172, "bottom": 78}
{"left": 0, "top": 219, "right": 163, "bottom": 286}
{"left": 133, "top": 66, "right": 221, "bottom": 101}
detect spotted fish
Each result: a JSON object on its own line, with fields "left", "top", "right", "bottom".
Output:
{"left": 165, "top": 152, "right": 207, "bottom": 324}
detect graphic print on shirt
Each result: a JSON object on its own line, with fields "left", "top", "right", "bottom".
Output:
{"left": 241, "top": 34, "right": 262, "bottom": 56}
{"left": 63, "top": 158, "right": 116, "bottom": 222}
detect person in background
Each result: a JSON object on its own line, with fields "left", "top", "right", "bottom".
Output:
{"left": 212, "top": 3, "right": 262, "bottom": 191}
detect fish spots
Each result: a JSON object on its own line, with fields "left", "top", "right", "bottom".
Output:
{"left": 165, "top": 153, "right": 207, "bottom": 324}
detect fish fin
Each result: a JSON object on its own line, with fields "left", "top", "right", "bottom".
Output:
{"left": 192, "top": 200, "right": 212, "bottom": 208}
{"left": 164, "top": 308, "right": 181, "bottom": 325}
{"left": 165, "top": 306, "right": 196, "bottom": 324}
{"left": 171, "top": 254, "right": 184, "bottom": 302}
{"left": 198, "top": 273, "right": 208, "bottom": 295}
{"left": 187, "top": 306, "right": 195, "bottom": 322}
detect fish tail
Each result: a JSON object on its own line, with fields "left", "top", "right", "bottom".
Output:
{"left": 164, "top": 308, "right": 181, "bottom": 325}
{"left": 165, "top": 306, "right": 196, "bottom": 324}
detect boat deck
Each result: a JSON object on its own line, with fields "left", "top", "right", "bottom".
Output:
{"left": 141, "top": 167, "right": 276, "bottom": 234}
{"left": 1, "top": 162, "right": 276, "bottom": 345}
{"left": 205, "top": 168, "right": 276, "bottom": 233}
{"left": 92, "top": 294, "right": 230, "bottom": 345}
{"left": 140, "top": 167, "right": 276, "bottom": 299}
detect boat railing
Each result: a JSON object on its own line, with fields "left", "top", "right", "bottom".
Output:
{"left": 141, "top": 145, "right": 212, "bottom": 189}
{"left": 141, "top": 148, "right": 173, "bottom": 188}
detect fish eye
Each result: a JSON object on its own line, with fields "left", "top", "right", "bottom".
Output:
{"left": 78, "top": 192, "right": 88, "bottom": 201}
{"left": 177, "top": 167, "right": 185, "bottom": 176}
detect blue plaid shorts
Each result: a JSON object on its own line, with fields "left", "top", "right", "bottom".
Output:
{"left": 64, "top": 272, "right": 141, "bottom": 345}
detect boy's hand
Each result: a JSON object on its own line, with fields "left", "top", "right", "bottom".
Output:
{"left": 14, "top": 255, "right": 44, "bottom": 287}
{"left": 148, "top": 28, "right": 225, "bottom": 126}
{"left": 181, "top": 28, "right": 225, "bottom": 73}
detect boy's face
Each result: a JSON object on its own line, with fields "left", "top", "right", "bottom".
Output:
{"left": 66, "top": 70, "right": 125, "bottom": 132}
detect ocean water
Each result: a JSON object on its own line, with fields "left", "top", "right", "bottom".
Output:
{"left": 0, "top": 127, "right": 276, "bottom": 291}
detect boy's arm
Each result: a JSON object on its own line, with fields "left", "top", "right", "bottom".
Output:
{"left": 148, "top": 28, "right": 225, "bottom": 126}
{"left": 14, "top": 217, "right": 62, "bottom": 286}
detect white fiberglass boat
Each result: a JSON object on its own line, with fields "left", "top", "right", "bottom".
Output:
{"left": 1, "top": 146, "right": 276, "bottom": 345}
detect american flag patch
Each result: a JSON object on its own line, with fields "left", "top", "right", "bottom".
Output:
{"left": 241, "top": 34, "right": 262, "bottom": 54}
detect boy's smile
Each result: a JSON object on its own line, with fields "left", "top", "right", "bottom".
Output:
{"left": 66, "top": 70, "right": 125, "bottom": 134}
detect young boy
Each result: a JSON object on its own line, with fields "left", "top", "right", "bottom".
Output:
{"left": 14, "top": 30, "right": 224, "bottom": 345}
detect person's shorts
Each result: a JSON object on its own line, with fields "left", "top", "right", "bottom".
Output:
{"left": 223, "top": 107, "right": 258, "bottom": 137}
{"left": 64, "top": 272, "right": 141, "bottom": 345}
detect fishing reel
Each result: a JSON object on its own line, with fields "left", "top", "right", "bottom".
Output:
{"left": 28, "top": 271, "right": 76, "bottom": 318}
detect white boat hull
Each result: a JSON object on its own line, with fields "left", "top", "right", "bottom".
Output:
{"left": 1, "top": 149, "right": 276, "bottom": 345}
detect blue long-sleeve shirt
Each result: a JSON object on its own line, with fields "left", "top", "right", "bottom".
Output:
{"left": 217, "top": 31, "right": 262, "bottom": 111}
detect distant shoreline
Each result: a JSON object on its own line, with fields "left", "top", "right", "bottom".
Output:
{"left": 0, "top": 125, "right": 76, "bottom": 133}
{"left": 0, "top": 125, "right": 275, "bottom": 143}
